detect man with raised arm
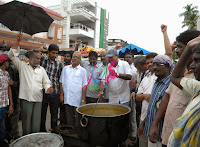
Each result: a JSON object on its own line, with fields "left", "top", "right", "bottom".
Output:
{"left": 168, "top": 36, "right": 200, "bottom": 147}
{"left": 149, "top": 30, "right": 200, "bottom": 146}
{"left": 8, "top": 39, "right": 53, "bottom": 135}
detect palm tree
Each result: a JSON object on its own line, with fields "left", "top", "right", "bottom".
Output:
{"left": 179, "top": 4, "right": 199, "bottom": 29}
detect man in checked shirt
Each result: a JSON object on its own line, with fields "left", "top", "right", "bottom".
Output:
{"left": 40, "top": 44, "right": 63, "bottom": 132}
{"left": 0, "top": 54, "right": 14, "bottom": 146}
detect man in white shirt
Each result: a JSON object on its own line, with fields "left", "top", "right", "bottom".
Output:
{"left": 8, "top": 42, "right": 53, "bottom": 135}
{"left": 124, "top": 52, "right": 137, "bottom": 83}
{"left": 60, "top": 51, "right": 87, "bottom": 128}
{"left": 104, "top": 49, "right": 132, "bottom": 105}
{"left": 135, "top": 52, "right": 158, "bottom": 147}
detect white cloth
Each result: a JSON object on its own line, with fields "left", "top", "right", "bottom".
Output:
{"left": 59, "top": 65, "right": 87, "bottom": 107}
{"left": 108, "top": 59, "right": 132, "bottom": 104}
{"left": 130, "top": 63, "right": 137, "bottom": 79}
{"left": 8, "top": 48, "right": 51, "bottom": 102}
{"left": 137, "top": 73, "right": 157, "bottom": 121}
{"left": 180, "top": 78, "right": 200, "bottom": 115}
{"left": 148, "top": 139, "right": 162, "bottom": 147}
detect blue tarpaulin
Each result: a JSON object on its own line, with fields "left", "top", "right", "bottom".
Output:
{"left": 118, "top": 44, "right": 150, "bottom": 58}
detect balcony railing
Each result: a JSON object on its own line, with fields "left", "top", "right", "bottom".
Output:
{"left": 70, "top": 23, "right": 94, "bottom": 38}
{"left": 71, "top": 0, "right": 95, "bottom": 7}
{"left": 69, "top": 6, "right": 97, "bottom": 22}
{"left": 70, "top": 23, "right": 94, "bottom": 32}
{"left": 74, "top": 6, "right": 95, "bottom": 17}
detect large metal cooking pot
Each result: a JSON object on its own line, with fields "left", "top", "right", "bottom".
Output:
{"left": 10, "top": 133, "right": 64, "bottom": 147}
{"left": 76, "top": 103, "right": 131, "bottom": 146}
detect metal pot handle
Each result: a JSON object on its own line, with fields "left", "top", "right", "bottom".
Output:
{"left": 80, "top": 115, "right": 88, "bottom": 127}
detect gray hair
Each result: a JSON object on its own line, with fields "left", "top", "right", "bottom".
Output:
{"left": 29, "top": 50, "right": 41, "bottom": 58}
{"left": 73, "top": 51, "right": 82, "bottom": 59}
{"left": 135, "top": 55, "right": 146, "bottom": 65}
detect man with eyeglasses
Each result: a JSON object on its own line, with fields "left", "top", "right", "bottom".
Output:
{"left": 138, "top": 55, "right": 172, "bottom": 147}
{"left": 59, "top": 51, "right": 87, "bottom": 129}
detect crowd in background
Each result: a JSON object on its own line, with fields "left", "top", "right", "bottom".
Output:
{"left": 1, "top": 24, "right": 200, "bottom": 147}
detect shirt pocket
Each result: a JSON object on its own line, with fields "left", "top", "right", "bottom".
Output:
{"left": 71, "top": 76, "right": 82, "bottom": 92}
{"left": 73, "top": 76, "right": 80, "bottom": 84}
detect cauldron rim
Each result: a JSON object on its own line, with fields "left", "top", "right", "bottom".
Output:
{"left": 76, "top": 103, "right": 131, "bottom": 118}
{"left": 10, "top": 132, "right": 64, "bottom": 147}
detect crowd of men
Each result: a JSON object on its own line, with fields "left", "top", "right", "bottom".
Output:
{"left": 1, "top": 24, "right": 200, "bottom": 147}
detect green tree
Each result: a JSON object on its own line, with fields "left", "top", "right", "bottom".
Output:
{"left": 179, "top": 4, "right": 199, "bottom": 29}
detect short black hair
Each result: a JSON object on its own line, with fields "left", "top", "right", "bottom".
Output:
{"left": 48, "top": 44, "right": 59, "bottom": 52}
{"left": 89, "top": 51, "right": 98, "bottom": 58}
{"left": 64, "top": 51, "right": 74, "bottom": 58}
{"left": 146, "top": 52, "right": 158, "bottom": 60}
{"left": 124, "top": 52, "right": 134, "bottom": 58}
{"left": 176, "top": 30, "right": 200, "bottom": 45}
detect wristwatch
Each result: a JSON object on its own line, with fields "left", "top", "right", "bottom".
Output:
{"left": 117, "top": 73, "right": 119, "bottom": 78}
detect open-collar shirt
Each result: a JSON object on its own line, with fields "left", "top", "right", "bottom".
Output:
{"left": 8, "top": 48, "right": 51, "bottom": 102}
{"left": 108, "top": 59, "right": 132, "bottom": 104}
{"left": 137, "top": 72, "right": 157, "bottom": 121}
{"left": 59, "top": 64, "right": 87, "bottom": 107}
{"left": 40, "top": 56, "right": 63, "bottom": 94}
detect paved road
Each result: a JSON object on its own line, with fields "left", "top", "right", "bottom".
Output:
{"left": 17, "top": 107, "right": 133, "bottom": 147}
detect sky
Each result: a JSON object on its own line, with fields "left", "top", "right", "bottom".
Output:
{"left": 4, "top": 0, "right": 200, "bottom": 54}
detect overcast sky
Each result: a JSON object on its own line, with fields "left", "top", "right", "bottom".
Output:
{"left": 4, "top": 0, "right": 200, "bottom": 54}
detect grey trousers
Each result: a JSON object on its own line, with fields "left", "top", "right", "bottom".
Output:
{"left": 129, "top": 100, "right": 137, "bottom": 138}
{"left": 139, "top": 120, "right": 148, "bottom": 147}
{"left": 20, "top": 99, "right": 42, "bottom": 135}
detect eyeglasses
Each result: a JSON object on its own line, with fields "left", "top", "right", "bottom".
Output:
{"left": 152, "top": 63, "right": 165, "bottom": 67}
{"left": 72, "top": 56, "right": 80, "bottom": 59}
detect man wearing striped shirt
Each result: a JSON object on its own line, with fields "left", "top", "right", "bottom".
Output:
{"left": 138, "top": 55, "right": 172, "bottom": 147}
{"left": 40, "top": 44, "right": 63, "bottom": 132}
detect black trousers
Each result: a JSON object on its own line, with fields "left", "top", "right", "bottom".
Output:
{"left": 40, "top": 93, "right": 60, "bottom": 131}
{"left": 64, "top": 104, "right": 78, "bottom": 127}
{"left": 59, "top": 103, "right": 67, "bottom": 125}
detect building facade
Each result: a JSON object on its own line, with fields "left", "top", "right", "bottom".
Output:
{"left": 48, "top": 0, "right": 109, "bottom": 50}
{"left": 0, "top": 1, "right": 64, "bottom": 50}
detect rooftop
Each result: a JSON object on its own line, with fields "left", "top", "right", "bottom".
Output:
{"left": 27, "top": 1, "right": 64, "bottom": 20}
